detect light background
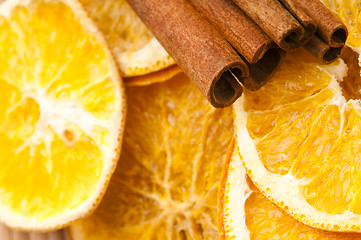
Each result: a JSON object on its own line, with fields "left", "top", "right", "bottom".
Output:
{"left": 0, "top": 224, "right": 68, "bottom": 240}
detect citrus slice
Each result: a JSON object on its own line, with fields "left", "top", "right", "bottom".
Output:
{"left": 79, "top": 0, "right": 175, "bottom": 77}
{"left": 219, "top": 143, "right": 361, "bottom": 240}
{"left": 69, "top": 73, "right": 233, "bottom": 239}
{"left": 0, "top": 0, "right": 125, "bottom": 231}
{"left": 233, "top": 40, "right": 361, "bottom": 232}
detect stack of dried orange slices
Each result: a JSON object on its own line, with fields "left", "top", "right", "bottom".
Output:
{"left": 2, "top": 0, "right": 361, "bottom": 240}
{"left": 69, "top": 72, "right": 234, "bottom": 239}
{"left": 0, "top": 0, "right": 232, "bottom": 239}
{"left": 219, "top": 0, "right": 361, "bottom": 239}
{"left": 66, "top": 0, "right": 234, "bottom": 239}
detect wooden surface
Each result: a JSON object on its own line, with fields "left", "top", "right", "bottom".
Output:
{"left": 0, "top": 224, "right": 69, "bottom": 240}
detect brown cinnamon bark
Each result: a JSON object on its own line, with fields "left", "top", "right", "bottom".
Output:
{"left": 278, "top": 0, "right": 316, "bottom": 45}
{"left": 189, "top": 0, "right": 286, "bottom": 90}
{"left": 232, "top": 0, "right": 305, "bottom": 50}
{"left": 339, "top": 46, "right": 361, "bottom": 100}
{"left": 290, "top": 0, "right": 348, "bottom": 47}
{"left": 188, "top": 0, "right": 274, "bottom": 64}
{"left": 304, "top": 35, "right": 343, "bottom": 64}
{"left": 126, "top": 0, "right": 248, "bottom": 108}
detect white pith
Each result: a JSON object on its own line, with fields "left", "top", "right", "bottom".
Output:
{"left": 222, "top": 148, "right": 251, "bottom": 240}
{"left": 115, "top": 37, "right": 175, "bottom": 76}
{"left": 0, "top": 0, "right": 125, "bottom": 231}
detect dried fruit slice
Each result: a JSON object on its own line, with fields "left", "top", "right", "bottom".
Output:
{"left": 69, "top": 73, "right": 233, "bottom": 239}
{"left": 233, "top": 44, "right": 361, "bottom": 232}
{"left": 79, "top": 0, "right": 175, "bottom": 77}
{"left": 0, "top": 0, "right": 125, "bottom": 231}
{"left": 219, "top": 143, "right": 361, "bottom": 240}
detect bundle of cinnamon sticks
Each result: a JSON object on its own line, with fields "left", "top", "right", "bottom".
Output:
{"left": 126, "top": 0, "right": 347, "bottom": 108}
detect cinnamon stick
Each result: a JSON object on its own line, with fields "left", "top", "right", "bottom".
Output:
{"left": 290, "top": 0, "right": 348, "bottom": 47}
{"left": 188, "top": 0, "right": 274, "bottom": 64}
{"left": 278, "top": 0, "right": 316, "bottom": 45}
{"left": 305, "top": 35, "right": 343, "bottom": 64}
{"left": 232, "top": 0, "right": 305, "bottom": 50}
{"left": 126, "top": 0, "right": 248, "bottom": 108}
{"left": 189, "top": 0, "right": 286, "bottom": 90}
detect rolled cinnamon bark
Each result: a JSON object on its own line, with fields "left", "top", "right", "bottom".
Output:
{"left": 190, "top": 0, "right": 285, "bottom": 90}
{"left": 188, "top": 0, "right": 274, "bottom": 64}
{"left": 290, "top": 0, "right": 348, "bottom": 47}
{"left": 278, "top": 0, "right": 316, "bottom": 45}
{"left": 305, "top": 35, "right": 343, "bottom": 64}
{"left": 189, "top": 0, "right": 286, "bottom": 90}
{"left": 232, "top": 0, "right": 305, "bottom": 50}
{"left": 126, "top": 0, "right": 247, "bottom": 108}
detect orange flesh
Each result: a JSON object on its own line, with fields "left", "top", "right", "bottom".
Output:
{"left": 0, "top": 0, "right": 121, "bottom": 221}
{"left": 219, "top": 148, "right": 361, "bottom": 240}
{"left": 245, "top": 190, "right": 361, "bottom": 240}
{"left": 79, "top": 0, "right": 174, "bottom": 76}
{"left": 242, "top": 47, "right": 361, "bottom": 215}
{"left": 72, "top": 74, "right": 233, "bottom": 240}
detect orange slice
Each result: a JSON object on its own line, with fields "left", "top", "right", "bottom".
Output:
{"left": 79, "top": 0, "right": 175, "bottom": 77}
{"left": 69, "top": 73, "right": 233, "bottom": 239}
{"left": 233, "top": 42, "right": 361, "bottom": 232}
{"left": 219, "top": 143, "right": 361, "bottom": 239}
{"left": 0, "top": 0, "right": 125, "bottom": 231}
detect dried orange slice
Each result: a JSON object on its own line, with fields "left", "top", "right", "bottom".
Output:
{"left": 233, "top": 1, "right": 361, "bottom": 232}
{"left": 69, "top": 73, "right": 233, "bottom": 239}
{"left": 219, "top": 143, "right": 361, "bottom": 239}
{"left": 231, "top": 2, "right": 361, "bottom": 233}
{"left": 0, "top": 0, "right": 125, "bottom": 231}
{"left": 79, "top": 0, "right": 175, "bottom": 77}
{"left": 233, "top": 42, "right": 361, "bottom": 232}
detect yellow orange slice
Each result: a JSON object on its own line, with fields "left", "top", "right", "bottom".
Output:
{"left": 0, "top": 0, "right": 125, "bottom": 231}
{"left": 233, "top": 43, "right": 361, "bottom": 232}
{"left": 219, "top": 143, "right": 361, "bottom": 240}
{"left": 79, "top": 0, "right": 175, "bottom": 77}
{"left": 69, "top": 73, "right": 233, "bottom": 239}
